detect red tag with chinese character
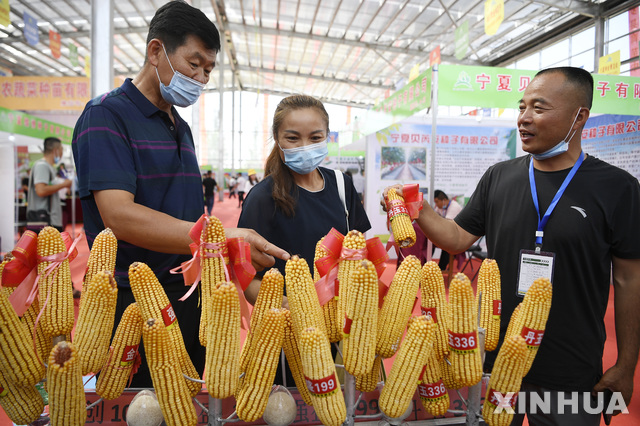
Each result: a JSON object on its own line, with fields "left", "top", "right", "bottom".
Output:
{"left": 386, "top": 199, "right": 409, "bottom": 223}
{"left": 161, "top": 304, "right": 177, "bottom": 329}
{"left": 447, "top": 330, "right": 478, "bottom": 353}
{"left": 119, "top": 344, "right": 139, "bottom": 367}
{"left": 421, "top": 306, "right": 437, "bottom": 324}
{"left": 486, "top": 388, "right": 518, "bottom": 408}
{"left": 493, "top": 300, "right": 502, "bottom": 318}
{"left": 418, "top": 379, "right": 447, "bottom": 400}
{"left": 343, "top": 315, "right": 353, "bottom": 335}
{"left": 520, "top": 327, "right": 544, "bottom": 348}
{"left": 305, "top": 373, "right": 338, "bottom": 396}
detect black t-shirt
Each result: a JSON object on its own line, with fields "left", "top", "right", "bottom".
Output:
{"left": 455, "top": 154, "right": 640, "bottom": 391}
{"left": 202, "top": 177, "right": 216, "bottom": 196}
{"left": 238, "top": 167, "right": 371, "bottom": 278}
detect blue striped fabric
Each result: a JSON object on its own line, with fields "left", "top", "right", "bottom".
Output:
{"left": 72, "top": 78, "right": 204, "bottom": 288}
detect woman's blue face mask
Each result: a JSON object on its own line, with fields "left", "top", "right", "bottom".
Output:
{"left": 278, "top": 141, "right": 328, "bottom": 175}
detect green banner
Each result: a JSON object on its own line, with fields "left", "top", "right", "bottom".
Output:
{"left": 69, "top": 43, "right": 79, "bottom": 67}
{"left": 373, "top": 68, "right": 431, "bottom": 118}
{"left": 455, "top": 21, "right": 469, "bottom": 60}
{"left": 0, "top": 106, "right": 73, "bottom": 144}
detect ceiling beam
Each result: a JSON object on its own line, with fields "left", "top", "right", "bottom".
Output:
{"left": 236, "top": 86, "right": 375, "bottom": 108}
{"left": 530, "top": 0, "right": 598, "bottom": 17}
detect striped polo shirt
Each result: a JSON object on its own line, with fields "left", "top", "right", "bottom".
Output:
{"left": 72, "top": 78, "right": 204, "bottom": 288}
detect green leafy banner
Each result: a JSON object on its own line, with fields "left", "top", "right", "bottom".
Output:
{"left": 373, "top": 68, "right": 431, "bottom": 118}
{"left": 0, "top": 106, "right": 73, "bottom": 144}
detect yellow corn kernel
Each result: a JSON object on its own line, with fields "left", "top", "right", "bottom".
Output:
{"left": 440, "top": 357, "right": 464, "bottom": 390}
{"left": 356, "top": 355, "right": 382, "bottom": 392}
{"left": 476, "top": 259, "right": 502, "bottom": 352}
{"left": 199, "top": 215, "right": 227, "bottom": 346}
{"left": 282, "top": 309, "right": 313, "bottom": 406}
{"left": 376, "top": 255, "right": 421, "bottom": 358}
{"left": 314, "top": 238, "right": 341, "bottom": 343}
{"left": 143, "top": 318, "right": 197, "bottom": 426}
{"left": 285, "top": 255, "right": 326, "bottom": 338}
{"left": 336, "top": 230, "right": 367, "bottom": 342}
{"left": 387, "top": 188, "right": 416, "bottom": 248}
{"left": 81, "top": 227, "right": 117, "bottom": 302}
{"left": 505, "top": 303, "right": 522, "bottom": 339}
{"left": 75, "top": 271, "right": 119, "bottom": 375}
{"left": 128, "top": 262, "right": 201, "bottom": 396}
{"left": 19, "top": 295, "right": 52, "bottom": 366}
{"left": 420, "top": 261, "right": 450, "bottom": 360}
{"left": 205, "top": 282, "right": 241, "bottom": 399}
{"left": 447, "top": 273, "right": 482, "bottom": 387}
{"left": 418, "top": 348, "right": 450, "bottom": 417}
{"left": 0, "top": 256, "right": 10, "bottom": 288}
{"left": 96, "top": 302, "right": 144, "bottom": 400}
{"left": 236, "top": 308, "right": 286, "bottom": 422}
{"left": 0, "top": 366, "right": 44, "bottom": 426}
{"left": 37, "top": 226, "right": 74, "bottom": 337}
{"left": 344, "top": 260, "right": 378, "bottom": 376}
{"left": 47, "top": 341, "right": 86, "bottom": 426}
{"left": 380, "top": 315, "right": 435, "bottom": 419}
{"left": 482, "top": 335, "right": 528, "bottom": 426}
{"left": 299, "top": 326, "right": 347, "bottom": 426}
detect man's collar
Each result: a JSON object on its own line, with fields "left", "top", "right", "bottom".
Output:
{"left": 121, "top": 78, "right": 176, "bottom": 119}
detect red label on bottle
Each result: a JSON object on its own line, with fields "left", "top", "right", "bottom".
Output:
{"left": 119, "top": 344, "right": 139, "bottom": 367}
{"left": 447, "top": 330, "right": 478, "bottom": 353}
{"left": 343, "top": 315, "right": 353, "bottom": 335}
{"left": 418, "top": 379, "right": 447, "bottom": 400}
{"left": 493, "top": 300, "right": 502, "bottom": 317}
{"left": 305, "top": 373, "right": 338, "bottom": 396}
{"left": 161, "top": 303, "right": 177, "bottom": 329}
{"left": 421, "top": 306, "right": 437, "bottom": 324}
{"left": 520, "top": 327, "right": 544, "bottom": 348}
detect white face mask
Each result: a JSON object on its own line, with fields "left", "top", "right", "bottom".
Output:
{"left": 532, "top": 109, "right": 582, "bottom": 160}
{"left": 155, "top": 44, "right": 205, "bottom": 107}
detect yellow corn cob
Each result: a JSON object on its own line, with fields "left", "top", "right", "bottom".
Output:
{"left": 81, "top": 227, "right": 117, "bottom": 302}
{"left": 282, "top": 309, "right": 313, "bottom": 406}
{"left": 0, "top": 285, "right": 45, "bottom": 386}
{"left": 75, "top": 271, "right": 119, "bottom": 375}
{"left": 143, "top": 318, "right": 197, "bottom": 426}
{"left": 96, "top": 302, "right": 144, "bottom": 400}
{"left": 376, "top": 255, "right": 421, "bottom": 358}
{"left": 476, "top": 259, "right": 502, "bottom": 352}
{"left": 344, "top": 260, "right": 378, "bottom": 376}
{"left": 205, "top": 282, "right": 241, "bottom": 399}
{"left": 440, "top": 357, "right": 464, "bottom": 390}
{"left": 510, "top": 278, "right": 553, "bottom": 375}
{"left": 420, "top": 261, "right": 450, "bottom": 360}
{"left": 199, "top": 216, "right": 227, "bottom": 346}
{"left": 0, "top": 374, "right": 44, "bottom": 426}
{"left": 418, "top": 348, "right": 450, "bottom": 417}
{"left": 387, "top": 188, "right": 416, "bottom": 247}
{"left": 20, "top": 296, "right": 53, "bottom": 366}
{"left": 47, "top": 341, "right": 86, "bottom": 426}
{"left": 356, "top": 355, "right": 382, "bottom": 392}
{"left": 37, "top": 226, "right": 74, "bottom": 337}
{"left": 299, "top": 326, "right": 347, "bottom": 426}
{"left": 128, "top": 262, "right": 201, "bottom": 396}
{"left": 285, "top": 255, "right": 326, "bottom": 338}
{"left": 482, "top": 335, "right": 528, "bottom": 426}
{"left": 505, "top": 303, "right": 522, "bottom": 339}
{"left": 236, "top": 308, "right": 286, "bottom": 422}
{"left": 447, "top": 273, "right": 483, "bottom": 387}
{"left": 0, "top": 256, "right": 10, "bottom": 290}
{"left": 336, "top": 230, "right": 367, "bottom": 343}
{"left": 380, "top": 315, "right": 435, "bottom": 419}
{"left": 314, "top": 238, "right": 341, "bottom": 343}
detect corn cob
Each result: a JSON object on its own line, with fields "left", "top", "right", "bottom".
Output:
{"left": 482, "top": 335, "right": 528, "bottom": 426}
{"left": 19, "top": 296, "right": 52, "bottom": 364}
{"left": 0, "top": 256, "right": 10, "bottom": 292}
{"left": 236, "top": 308, "right": 286, "bottom": 422}
{"left": 205, "top": 282, "right": 241, "bottom": 399}
{"left": 511, "top": 278, "right": 553, "bottom": 375}
{"left": 299, "top": 326, "right": 347, "bottom": 426}
{"left": 128, "top": 262, "right": 201, "bottom": 396}
{"left": 440, "top": 357, "right": 464, "bottom": 390}
{"left": 96, "top": 302, "right": 144, "bottom": 400}
{"left": 447, "top": 273, "right": 482, "bottom": 387}
{"left": 418, "top": 348, "right": 450, "bottom": 417}
{"left": 81, "top": 227, "right": 117, "bottom": 302}
{"left": 505, "top": 303, "right": 522, "bottom": 339}
{"left": 37, "top": 226, "right": 74, "bottom": 337}
{"left": 143, "top": 318, "right": 197, "bottom": 426}
{"left": 199, "top": 216, "right": 227, "bottom": 346}
{"left": 314, "top": 238, "right": 341, "bottom": 343}
{"left": 476, "top": 259, "right": 501, "bottom": 352}
{"left": 420, "top": 261, "right": 450, "bottom": 360}
{"left": 380, "top": 315, "right": 435, "bottom": 419}
{"left": 387, "top": 188, "right": 416, "bottom": 247}
{"left": 0, "top": 369, "right": 44, "bottom": 426}
{"left": 0, "top": 285, "right": 45, "bottom": 386}
{"left": 336, "top": 230, "right": 367, "bottom": 342}
{"left": 282, "top": 309, "right": 314, "bottom": 406}
{"left": 47, "top": 341, "right": 86, "bottom": 426}
{"left": 344, "top": 260, "right": 378, "bottom": 376}
{"left": 376, "top": 255, "right": 421, "bottom": 358}
{"left": 356, "top": 355, "right": 382, "bottom": 392}
{"left": 285, "top": 255, "right": 326, "bottom": 338}
{"left": 75, "top": 271, "right": 118, "bottom": 375}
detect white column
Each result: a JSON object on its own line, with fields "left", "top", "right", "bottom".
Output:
{"left": 91, "top": 0, "right": 114, "bottom": 97}
{"left": 0, "top": 144, "right": 15, "bottom": 252}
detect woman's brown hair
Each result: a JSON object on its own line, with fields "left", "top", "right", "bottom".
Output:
{"left": 264, "top": 95, "right": 330, "bottom": 217}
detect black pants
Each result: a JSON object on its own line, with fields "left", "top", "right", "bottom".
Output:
{"left": 238, "top": 191, "right": 245, "bottom": 206}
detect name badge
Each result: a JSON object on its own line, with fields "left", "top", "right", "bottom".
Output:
{"left": 516, "top": 249, "right": 555, "bottom": 296}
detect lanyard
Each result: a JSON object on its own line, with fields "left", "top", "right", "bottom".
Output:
{"left": 529, "top": 151, "right": 585, "bottom": 253}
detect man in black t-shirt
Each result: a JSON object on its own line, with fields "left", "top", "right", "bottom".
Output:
{"left": 202, "top": 170, "right": 218, "bottom": 214}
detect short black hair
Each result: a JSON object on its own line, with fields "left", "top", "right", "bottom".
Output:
{"left": 43, "top": 137, "right": 61, "bottom": 153}
{"left": 146, "top": 1, "right": 221, "bottom": 55}
{"left": 535, "top": 67, "right": 594, "bottom": 109}
{"left": 434, "top": 190, "right": 448, "bottom": 200}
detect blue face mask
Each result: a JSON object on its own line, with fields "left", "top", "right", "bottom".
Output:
{"left": 279, "top": 141, "right": 328, "bottom": 175}
{"left": 155, "top": 44, "right": 205, "bottom": 107}
{"left": 532, "top": 109, "right": 581, "bottom": 160}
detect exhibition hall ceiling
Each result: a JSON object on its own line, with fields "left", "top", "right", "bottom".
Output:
{"left": 0, "top": 0, "right": 632, "bottom": 107}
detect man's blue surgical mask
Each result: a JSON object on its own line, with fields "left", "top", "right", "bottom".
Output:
{"left": 155, "top": 44, "right": 205, "bottom": 107}
{"left": 279, "top": 141, "right": 328, "bottom": 175}
{"left": 532, "top": 109, "right": 582, "bottom": 160}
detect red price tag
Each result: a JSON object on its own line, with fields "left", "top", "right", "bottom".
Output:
{"left": 343, "top": 315, "right": 353, "bottom": 335}
{"left": 486, "top": 388, "right": 518, "bottom": 408}
{"left": 305, "top": 373, "right": 338, "bottom": 396}
{"left": 521, "top": 327, "right": 544, "bottom": 348}
{"left": 161, "top": 303, "right": 177, "bottom": 329}
{"left": 418, "top": 379, "right": 447, "bottom": 400}
{"left": 386, "top": 199, "right": 409, "bottom": 223}
{"left": 119, "top": 344, "right": 139, "bottom": 367}
{"left": 447, "top": 330, "right": 478, "bottom": 353}
{"left": 421, "top": 306, "right": 438, "bottom": 324}
{"left": 493, "top": 300, "right": 502, "bottom": 318}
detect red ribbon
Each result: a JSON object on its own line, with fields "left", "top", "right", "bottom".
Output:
{"left": 1, "top": 231, "right": 38, "bottom": 287}
{"left": 401, "top": 183, "right": 424, "bottom": 220}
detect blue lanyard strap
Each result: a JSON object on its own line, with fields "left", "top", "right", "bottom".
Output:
{"left": 528, "top": 151, "right": 585, "bottom": 252}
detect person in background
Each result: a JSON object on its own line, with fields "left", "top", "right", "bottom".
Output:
{"left": 382, "top": 67, "right": 640, "bottom": 425}
{"left": 72, "top": 0, "right": 288, "bottom": 389}
{"left": 236, "top": 171, "right": 247, "bottom": 207}
{"left": 228, "top": 174, "right": 237, "bottom": 199}
{"left": 243, "top": 169, "right": 258, "bottom": 201}
{"left": 202, "top": 170, "right": 218, "bottom": 214}
{"left": 432, "top": 189, "right": 462, "bottom": 270}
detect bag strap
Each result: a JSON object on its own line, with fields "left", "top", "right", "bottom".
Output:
{"left": 334, "top": 169, "right": 349, "bottom": 231}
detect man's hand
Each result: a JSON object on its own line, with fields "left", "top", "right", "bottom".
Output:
{"left": 225, "top": 228, "right": 290, "bottom": 271}
{"left": 593, "top": 364, "right": 633, "bottom": 416}
{"left": 380, "top": 184, "right": 403, "bottom": 212}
